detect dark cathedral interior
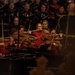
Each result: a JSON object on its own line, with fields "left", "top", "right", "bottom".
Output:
{"left": 0, "top": 0, "right": 75, "bottom": 75}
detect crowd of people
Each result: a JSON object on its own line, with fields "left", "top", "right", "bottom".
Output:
{"left": 0, "top": 0, "right": 75, "bottom": 56}
{"left": 0, "top": 0, "right": 68, "bottom": 32}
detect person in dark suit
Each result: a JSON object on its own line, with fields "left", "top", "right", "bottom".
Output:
{"left": 58, "top": 3, "right": 75, "bottom": 54}
{"left": 20, "top": 3, "right": 34, "bottom": 30}
{"left": 31, "top": 0, "right": 42, "bottom": 14}
{"left": 4, "top": 2, "right": 18, "bottom": 23}
{"left": 36, "top": 4, "right": 49, "bottom": 22}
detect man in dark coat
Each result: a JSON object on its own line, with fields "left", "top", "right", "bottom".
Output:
{"left": 59, "top": 3, "right": 75, "bottom": 54}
